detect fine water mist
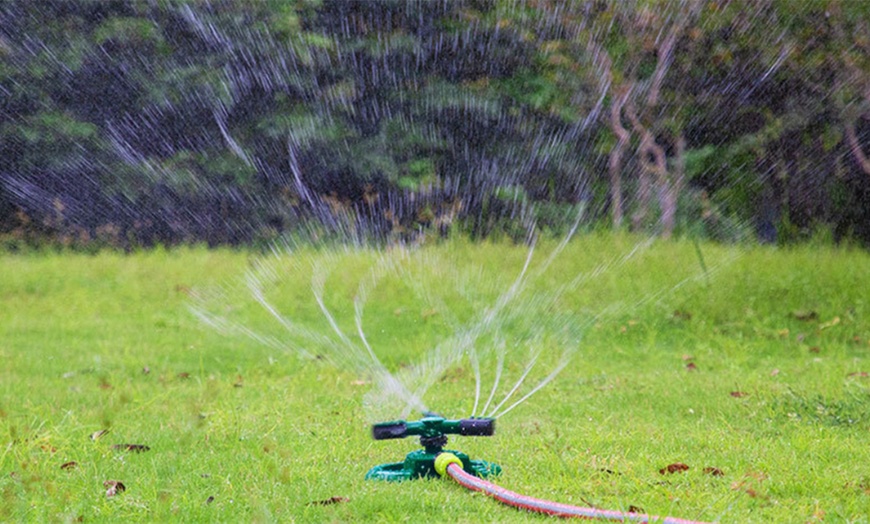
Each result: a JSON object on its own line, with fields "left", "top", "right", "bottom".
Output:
{"left": 4, "top": 0, "right": 814, "bottom": 247}
{"left": 169, "top": 1, "right": 746, "bottom": 422}
{"left": 193, "top": 226, "right": 728, "bottom": 423}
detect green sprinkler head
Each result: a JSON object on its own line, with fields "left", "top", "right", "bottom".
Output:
{"left": 365, "top": 416, "right": 501, "bottom": 481}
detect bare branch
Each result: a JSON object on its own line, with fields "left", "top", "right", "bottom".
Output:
{"left": 608, "top": 87, "right": 632, "bottom": 227}
{"left": 845, "top": 121, "right": 870, "bottom": 176}
{"left": 644, "top": 0, "right": 701, "bottom": 108}
{"left": 625, "top": 99, "right": 666, "bottom": 178}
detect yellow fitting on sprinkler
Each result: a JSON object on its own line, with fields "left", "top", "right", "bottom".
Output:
{"left": 435, "top": 452, "right": 463, "bottom": 477}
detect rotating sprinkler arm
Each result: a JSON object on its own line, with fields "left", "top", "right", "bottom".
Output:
{"left": 372, "top": 417, "right": 495, "bottom": 440}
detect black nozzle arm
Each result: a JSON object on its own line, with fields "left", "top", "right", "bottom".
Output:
{"left": 371, "top": 417, "right": 495, "bottom": 440}
{"left": 372, "top": 421, "right": 407, "bottom": 440}
{"left": 459, "top": 417, "right": 495, "bottom": 436}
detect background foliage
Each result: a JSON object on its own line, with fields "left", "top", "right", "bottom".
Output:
{"left": 1, "top": 0, "right": 869, "bottom": 248}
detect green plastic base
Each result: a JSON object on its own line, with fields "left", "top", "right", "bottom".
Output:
{"left": 365, "top": 449, "right": 501, "bottom": 481}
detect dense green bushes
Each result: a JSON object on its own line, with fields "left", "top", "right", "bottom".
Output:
{"left": 1, "top": 0, "right": 868, "bottom": 248}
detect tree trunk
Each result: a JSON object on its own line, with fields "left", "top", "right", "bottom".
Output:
{"left": 845, "top": 120, "right": 870, "bottom": 175}
{"left": 626, "top": 101, "right": 686, "bottom": 238}
{"left": 659, "top": 135, "right": 686, "bottom": 238}
{"left": 625, "top": 100, "right": 657, "bottom": 232}
{"left": 608, "top": 88, "right": 631, "bottom": 228}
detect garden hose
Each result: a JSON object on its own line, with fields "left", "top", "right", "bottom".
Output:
{"left": 435, "top": 453, "right": 710, "bottom": 523}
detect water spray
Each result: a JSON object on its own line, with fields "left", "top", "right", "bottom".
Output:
{"left": 366, "top": 416, "right": 501, "bottom": 481}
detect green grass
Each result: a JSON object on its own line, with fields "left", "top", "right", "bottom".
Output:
{"left": 1, "top": 237, "right": 869, "bottom": 522}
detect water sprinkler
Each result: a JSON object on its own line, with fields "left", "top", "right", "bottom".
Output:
{"left": 365, "top": 418, "right": 709, "bottom": 522}
{"left": 365, "top": 416, "right": 501, "bottom": 481}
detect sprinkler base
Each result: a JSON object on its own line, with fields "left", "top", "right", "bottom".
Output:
{"left": 365, "top": 449, "right": 501, "bottom": 482}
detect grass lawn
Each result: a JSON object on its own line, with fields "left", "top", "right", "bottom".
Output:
{"left": 1, "top": 236, "right": 869, "bottom": 522}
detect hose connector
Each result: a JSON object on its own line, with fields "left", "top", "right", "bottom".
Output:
{"left": 434, "top": 452, "right": 463, "bottom": 477}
